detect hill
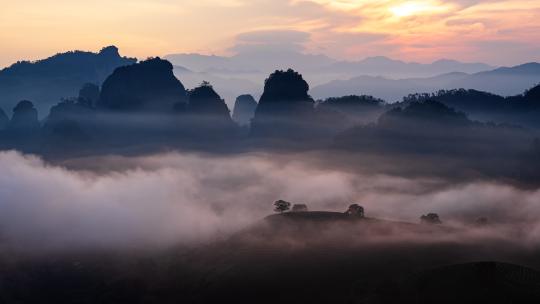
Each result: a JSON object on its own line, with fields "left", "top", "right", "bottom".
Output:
{"left": 0, "top": 46, "right": 136, "bottom": 116}
{"left": 397, "top": 85, "right": 540, "bottom": 128}
{"left": 1, "top": 209, "right": 539, "bottom": 304}
{"left": 172, "top": 65, "right": 260, "bottom": 108}
{"left": 98, "top": 57, "right": 187, "bottom": 112}
{"left": 411, "top": 261, "right": 540, "bottom": 303}
{"left": 331, "top": 100, "right": 538, "bottom": 184}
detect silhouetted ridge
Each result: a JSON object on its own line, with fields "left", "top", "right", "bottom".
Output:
{"left": 317, "top": 95, "right": 386, "bottom": 125}
{"left": 0, "top": 46, "right": 136, "bottom": 115}
{"left": 334, "top": 100, "right": 531, "bottom": 164}
{"left": 524, "top": 83, "right": 540, "bottom": 101}
{"left": 251, "top": 69, "right": 316, "bottom": 139}
{"left": 319, "top": 95, "right": 384, "bottom": 112}
{"left": 8, "top": 100, "right": 40, "bottom": 131}
{"left": 98, "top": 58, "right": 187, "bottom": 112}
{"left": 98, "top": 46, "right": 121, "bottom": 58}
{"left": 259, "top": 69, "right": 311, "bottom": 103}
{"left": 379, "top": 100, "right": 471, "bottom": 128}
{"left": 403, "top": 89, "right": 505, "bottom": 112}
{"left": 0, "top": 45, "right": 132, "bottom": 78}
{"left": 187, "top": 82, "right": 231, "bottom": 118}
{"left": 232, "top": 94, "right": 257, "bottom": 126}
{"left": 401, "top": 86, "right": 540, "bottom": 127}
{"left": 311, "top": 61, "right": 540, "bottom": 103}
{"left": 254, "top": 69, "right": 314, "bottom": 119}
{"left": 177, "top": 82, "right": 239, "bottom": 141}
{"left": 485, "top": 62, "right": 540, "bottom": 75}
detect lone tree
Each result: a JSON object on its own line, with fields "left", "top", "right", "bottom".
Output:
{"left": 420, "top": 213, "right": 442, "bottom": 224}
{"left": 292, "top": 204, "right": 308, "bottom": 212}
{"left": 345, "top": 204, "right": 365, "bottom": 217}
{"left": 274, "top": 200, "right": 291, "bottom": 213}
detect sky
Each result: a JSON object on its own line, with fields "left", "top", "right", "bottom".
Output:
{"left": 1, "top": 0, "right": 540, "bottom": 68}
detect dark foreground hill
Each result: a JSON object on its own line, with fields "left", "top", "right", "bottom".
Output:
{"left": 412, "top": 261, "right": 540, "bottom": 303}
{"left": 1, "top": 211, "right": 539, "bottom": 304}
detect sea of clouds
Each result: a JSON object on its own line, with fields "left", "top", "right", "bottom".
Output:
{"left": 0, "top": 150, "right": 539, "bottom": 252}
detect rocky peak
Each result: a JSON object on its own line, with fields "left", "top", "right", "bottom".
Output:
{"left": 188, "top": 82, "right": 231, "bottom": 118}
{"left": 99, "top": 46, "right": 120, "bottom": 58}
{"left": 98, "top": 58, "right": 187, "bottom": 112}
{"left": 232, "top": 94, "right": 257, "bottom": 125}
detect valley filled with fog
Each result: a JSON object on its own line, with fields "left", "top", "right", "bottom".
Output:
{"left": 0, "top": 46, "right": 540, "bottom": 303}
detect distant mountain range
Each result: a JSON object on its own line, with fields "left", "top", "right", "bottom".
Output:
{"left": 311, "top": 63, "right": 540, "bottom": 102}
{"left": 166, "top": 49, "right": 540, "bottom": 105}
{"left": 165, "top": 50, "right": 494, "bottom": 79}
{"left": 165, "top": 51, "right": 498, "bottom": 101}
{"left": 322, "top": 56, "right": 495, "bottom": 78}
{"left": 165, "top": 49, "right": 336, "bottom": 76}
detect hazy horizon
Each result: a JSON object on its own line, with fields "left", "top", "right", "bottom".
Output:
{"left": 1, "top": 0, "right": 540, "bottom": 68}
{"left": 0, "top": 45, "right": 507, "bottom": 71}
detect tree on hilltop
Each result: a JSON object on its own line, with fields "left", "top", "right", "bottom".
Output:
{"left": 274, "top": 200, "right": 291, "bottom": 213}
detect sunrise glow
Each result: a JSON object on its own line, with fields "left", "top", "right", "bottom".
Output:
{"left": 1, "top": 0, "right": 540, "bottom": 66}
{"left": 389, "top": 1, "right": 449, "bottom": 17}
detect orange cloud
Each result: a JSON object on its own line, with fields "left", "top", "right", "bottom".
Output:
{"left": 300, "top": 0, "right": 540, "bottom": 63}
{"left": 0, "top": 0, "right": 539, "bottom": 67}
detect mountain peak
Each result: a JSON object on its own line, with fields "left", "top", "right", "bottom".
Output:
{"left": 98, "top": 57, "right": 187, "bottom": 112}
{"left": 432, "top": 59, "right": 460, "bottom": 65}
{"left": 487, "top": 62, "right": 540, "bottom": 75}
{"left": 99, "top": 46, "right": 120, "bottom": 57}
{"left": 361, "top": 56, "right": 404, "bottom": 64}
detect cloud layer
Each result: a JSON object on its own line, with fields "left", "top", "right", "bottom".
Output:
{"left": 1, "top": 0, "right": 539, "bottom": 67}
{"left": 1, "top": 150, "right": 540, "bottom": 253}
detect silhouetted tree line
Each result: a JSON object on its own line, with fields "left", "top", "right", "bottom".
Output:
{"left": 401, "top": 86, "right": 540, "bottom": 128}
{"left": 317, "top": 95, "right": 386, "bottom": 125}
{"left": 334, "top": 98, "right": 534, "bottom": 158}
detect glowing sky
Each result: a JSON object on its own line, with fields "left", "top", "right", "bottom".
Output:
{"left": 1, "top": 0, "right": 539, "bottom": 67}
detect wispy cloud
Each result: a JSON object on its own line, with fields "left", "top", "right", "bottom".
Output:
{"left": 0, "top": 0, "right": 539, "bottom": 67}
{"left": 297, "top": 0, "right": 540, "bottom": 63}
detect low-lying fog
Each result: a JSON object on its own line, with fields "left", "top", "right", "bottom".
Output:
{"left": 0, "top": 150, "right": 539, "bottom": 252}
